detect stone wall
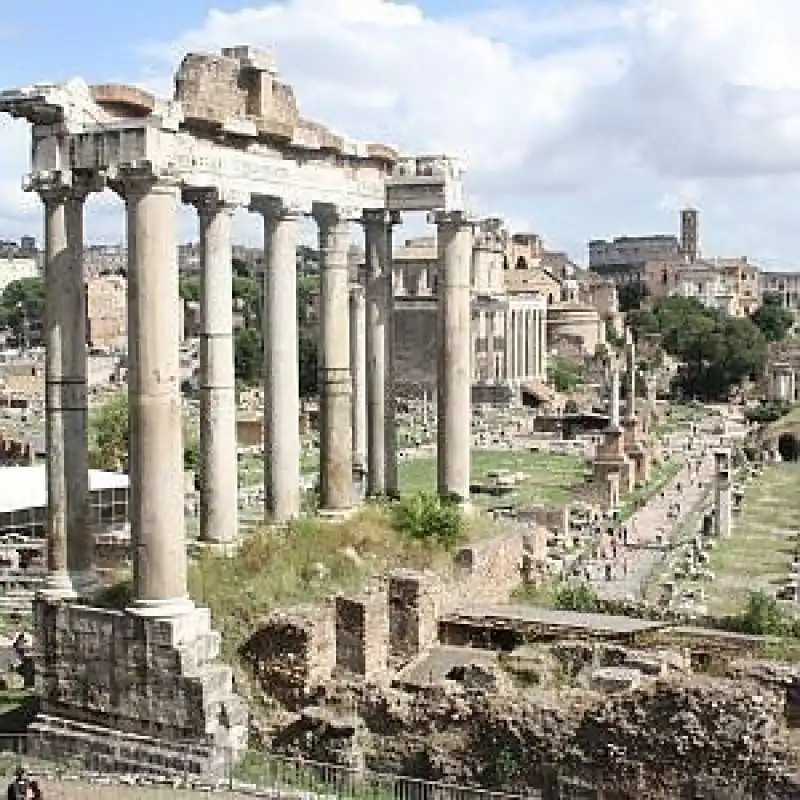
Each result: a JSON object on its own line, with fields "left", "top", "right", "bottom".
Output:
{"left": 275, "top": 664, "right": 800, "bottom": 799}
{"left": 29, "top": 599, "right": 248, "bottom": 776}
{"left": 246, "top": 529, "right": 528, "bottom": 696}
{"left": 241, "top": 603, "right": 335, "bottom": 706}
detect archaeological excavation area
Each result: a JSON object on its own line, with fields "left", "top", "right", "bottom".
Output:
{"left": 0, "top": 43, "right": 799, "bottom": 800}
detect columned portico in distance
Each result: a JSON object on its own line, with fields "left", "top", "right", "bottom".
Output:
{"left": 317, "top": 204, "right": 355, "bottom": 512}
{"left": 255, "top": 197, "right": 303, "bottom": 523}
{"left": 435, "top": 210, "right": 473, "bottom": 504}
{"left": 186, "top": 188, "right": 239, "bottom": 544}
{"left": 122, "top": 173, "right": 191, "bottom": 614}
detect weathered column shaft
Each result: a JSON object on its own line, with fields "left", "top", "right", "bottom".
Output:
{"left": 610, "top": 368, "right": 621, "bottom": 429}
{"left": 504, "top": 309, "right": 512, "bottom": 381}
{"left": 539, "top": 309, "right": 547, "bottom": 377}
{"left": 197, "top": 194, "right": 238, "bottom": 542}
{"left": 350, "top": 282, "right": 367, "bottom": 473}
{"left": 436, "top": 212, "right": 472, "bottom": 502}
{"left": 41, "top": 189, "right": 74, "bottom": 596}
{"left": 63, "top": 190, "right": 92, "bottom": 584}
{"left": 487, "top": 311, "right": 496, "bottom": 382}
{"left": 714, "top": 450, "right": 732, "bottom": 538}
{"left": 626, "top": 337, "right": 637, "bottom": 419}
{"left": 260, "top": 200, "right": 301, "bottom": 522}
{"left": 125, "top": 177, "right": 188, "bottom": 609}
{"left": 318, "top": 207, "right": 354, "bottom": 510}
{"left": 363, "top": 211, "right": 395, "bottom": 497}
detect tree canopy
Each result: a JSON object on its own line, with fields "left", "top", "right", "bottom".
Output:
{"left": 0, "top": 276, "right": 44, "bottom": 344}
{"left": 629, "top": 295, "right": 767, "bottom": 401}
{"left": 750, "top": 292, "right": 794, "bottom": 342}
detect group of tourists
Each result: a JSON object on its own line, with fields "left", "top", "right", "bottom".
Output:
{"left": 6, "top": 768, "right": 42, "bottom": 800}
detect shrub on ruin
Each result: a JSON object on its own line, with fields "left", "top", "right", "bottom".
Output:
{"left": 390, "top": 492, "right": 465, "bottom": 549}
{"left": 554, "top": 581, "right": 600, "bottom": 613}
{"left": 734, "top": 590, "right": 789, "bottom": 637}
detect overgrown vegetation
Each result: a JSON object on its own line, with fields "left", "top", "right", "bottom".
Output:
{"left": 547, "top": 356, "right": 585, "bottom": 393}
{"left": 629, "top": 295, "right": 767, "bottom": 401}
{"left": 184, "top": 505, "right": 468, "bottom": 659}
{"left": 390, "top": 492, "right": 465, "bottom": 549}
{"left": 743, "top": 401, "right": 793, "bottom": 425}
{"left": 750, "top": 292, "right": 794, "bottom": 343}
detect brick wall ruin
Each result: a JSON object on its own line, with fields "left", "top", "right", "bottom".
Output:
{"left": 244, "top": 529, "right": 528, "bottom": 697}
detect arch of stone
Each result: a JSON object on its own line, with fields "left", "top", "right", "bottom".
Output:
{"left": 0, "top": 46, "right": 473, "bottom": 774}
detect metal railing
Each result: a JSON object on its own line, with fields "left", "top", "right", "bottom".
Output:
{"left": 0, "top": 734, "right": 540, "bottom": 799}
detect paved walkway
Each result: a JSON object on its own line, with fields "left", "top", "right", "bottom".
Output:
{"left": 587, "top": 434, "right": 717, "bottom": 602}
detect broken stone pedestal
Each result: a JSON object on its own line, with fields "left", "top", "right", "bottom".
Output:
{"left": 27, "top": 598, "right": 248, "bottom": 777}
{"left": 593, "top": 427, "right": 634, "bottom": 493}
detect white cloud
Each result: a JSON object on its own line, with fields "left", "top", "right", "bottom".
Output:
{"left": 3, "top": 0, "right": 800, "bottom": 263}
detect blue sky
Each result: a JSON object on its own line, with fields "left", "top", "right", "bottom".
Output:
{"left": 1, "top": 0, "right": 800, "bottom": 267}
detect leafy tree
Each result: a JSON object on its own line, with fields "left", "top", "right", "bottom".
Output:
{"left": 391, "top": 492, "right": 465, "bottom": 549}
{"left": 0, "top": 276, "right": 44, "bottom": 344}
{"left": 89, "top": 394, "right": 129, "bottom": 471}
{"left": 548, "top": 356, "right": 584, "bottom": 393}
{"left": 628, "top": 295, "right": 767, "bottom": 402}
{"left": 89, "top": 394, "right": 200, "bottom": 473}
{"left": 617, "top": 280, "right": 650, "bottom": 313}
{"left": 235, "top": 327, "right": 263, "bottom": 384}
{"left": 179, "top": 275, "right": 200, "bottom": 302}
{"left": 750, "top": 292, "right": 794, "bottom": 342}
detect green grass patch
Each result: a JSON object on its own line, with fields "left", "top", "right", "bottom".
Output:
{"left": 399, "top": 449, "right": 586, "bottom": 507}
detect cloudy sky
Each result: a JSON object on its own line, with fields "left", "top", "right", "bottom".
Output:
{"left": 1, "top": 0, "right": 800, "bottom": 267}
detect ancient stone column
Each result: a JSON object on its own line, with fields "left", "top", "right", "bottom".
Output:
{"left": 504, "top": 309, "right": 513, "bottom": 381}
{"left": 363, "top": 210, "right": 396, "bottom": 497}
{"left": 610, "top": 367, "right": 621, "bottom": 429}
{"left": 123, "top": 174, "right": 190, "bottom": 614}
{"left": 186, "top": 190, "right": 239, "bottom": 544}
{"left": 516, "top": 310, "right": 525, "bottom": 378}
{"left": 539, "top": 308, "right": 548, "bottom": 378}
{"left": 714, "top": 449, "right": 732, "bottom": 538}
{"left": 486, "top": 311, "right": 496, "bottom": 383}
{"left": 435, "top": 211, "right": 473, "bottom": 503}
{"left": 350, "top": 278, "right": 367, "bottom": 478}
{"left": 256, "top": 198, "right": 302, "bottom": 522}
{"left": 38, "top": 178, "right": 92, "bottom": 598}
{"left": 317, "top": 205, "right": 354, "bottom": 511}
{"left": 625, "top": 331, "right": 636, "bottom": 420}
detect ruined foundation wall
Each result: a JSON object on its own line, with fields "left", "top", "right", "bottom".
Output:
{"left": 30, "top": 599, "right": 248, "bottom": 776}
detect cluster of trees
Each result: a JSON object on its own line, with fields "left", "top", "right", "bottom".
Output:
{"left": 629, "top": 295, "right": 769, "bottom": 401}
{"left": 0, "top": 277, "right": 44, "bottom": 346}
{"left": 179, "top": 259, "right": 319, "bottom": 394}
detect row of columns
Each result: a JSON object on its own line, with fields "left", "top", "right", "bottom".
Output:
{"left": 475, "top": 306, "right": 546, "bottom": 384}
{"left": 38, "top": 169, "right": 475, "bottom": 608}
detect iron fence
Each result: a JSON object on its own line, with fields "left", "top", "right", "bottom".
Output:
{"left": 0, "top": 734, "right": 540, "bottom": 799}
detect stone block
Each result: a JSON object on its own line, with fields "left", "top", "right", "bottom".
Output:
{"left": 335, "top": 587, "right": 388, "bottom": 679}
{"left": 388, "top": 569, "right": 441, "bottom": 668}
{"left": 29, "top": 598, "right": 247, "bottom": 778}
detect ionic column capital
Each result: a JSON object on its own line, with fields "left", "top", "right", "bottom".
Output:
{"left": 114, "top": 168, "right": 180, "bottom": 201}
{"left": 250, "top": 195, "right": 309, "bottom": 221}
{"left": 361, "top": 208, "right": 401, "bottom": 229}
{"left": 183, "top": 188, "right": 243, "bottom": 218}
{"left": 29, "top": 170, "right": 101, "bottom": 206}
{"left": 431, "top": 210, "right": 474, "bottom": 229}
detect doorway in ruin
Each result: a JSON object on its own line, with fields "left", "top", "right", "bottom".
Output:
{"left": 778, "top": 433, "right": 800, "bottom": 462}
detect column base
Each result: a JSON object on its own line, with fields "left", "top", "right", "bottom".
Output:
{"left": 190, "top": 538, "right": 242, "bottom": 557}
{"left": 31, "top": 597, "right": 248, "bottom": 778}
{"left": 125, "top": 596, "right": 196, "bottom": 619}
{"left": 317, "top": 507, "right": 358, "bottom": 522}
{"left": 37, "top": 572, "right": 77, "bottom": 602}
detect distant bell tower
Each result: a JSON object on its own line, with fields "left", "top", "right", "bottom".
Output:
{"left": 680, "top": 207, "right": 699, "bottom": 262}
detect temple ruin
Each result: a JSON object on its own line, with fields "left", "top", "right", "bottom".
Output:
{"left": 0, "top": 45, "right": 479, "bottom": 772}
